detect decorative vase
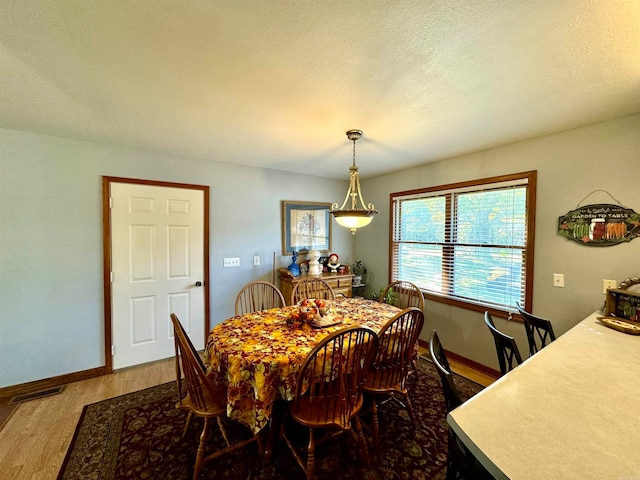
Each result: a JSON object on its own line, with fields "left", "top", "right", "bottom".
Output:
{"left": 288, "top": 251, "right": 301, "bottom": 277}
{"left": 307, "top": 250, "right": 322, "bottom": 276}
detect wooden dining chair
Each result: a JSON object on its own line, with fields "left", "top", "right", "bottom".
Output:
{"left": 170, "top": 313, "right": 263, "bottom": 479}
{"left": 484, "top": 311, "right": 523, "bottom": 375}
{"left": 516, "top": 302, "right": 556, "bottom": 357}
{"left": 235, "top": 281, "right": 285, "bottom": 316}
{"left": 281, "top": 326, "right": 379, "bottom": 480}
{"left": 429, "top": 330, "right": 492, "bottom": 480}
{"left": 379, "top": 280, "right": 425, "bottom": 374}
{"left": 363, "top": 307, "right": 424, "bottom": 451}
{"left": 290, "top": 277, "right": 336, "bottom": 305}
{"left": 378, "top": 280, "right": 425, "bottom": 311}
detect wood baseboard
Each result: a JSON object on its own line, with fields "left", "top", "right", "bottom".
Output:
{"left": 417, "top": 339, "right": 500, "bottom": 380}
{"left": 443, "top": 349, "right": 500, "bottom": 380}
{"left": 0, "top": 366, "right": 107, "bottom": 399}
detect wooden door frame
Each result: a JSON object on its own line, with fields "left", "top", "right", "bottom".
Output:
{"left": 102, "top": 176, "right": 210, "bottom": 373}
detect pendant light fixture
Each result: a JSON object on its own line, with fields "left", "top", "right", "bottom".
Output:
{"left": 330, "top": 129, "right": 379, "bottom": 234}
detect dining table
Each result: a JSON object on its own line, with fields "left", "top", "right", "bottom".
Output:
{"left": 204, "top": 296, "right": 401, "bottom": 444}
{"left": 447, "top": 310, "right": 640, "bottom": 480}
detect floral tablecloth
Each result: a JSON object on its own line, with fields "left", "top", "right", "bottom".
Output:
{"left": 205, "top": 297, "right": 400, "bottom": 433}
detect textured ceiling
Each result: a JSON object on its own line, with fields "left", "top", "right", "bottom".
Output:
{"left": 1, "top": 1, "right": 639, "bottom": 179}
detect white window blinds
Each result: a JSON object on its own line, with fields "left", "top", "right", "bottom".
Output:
{"left": 391, "top": 171, "right": 536, "bottom": 313}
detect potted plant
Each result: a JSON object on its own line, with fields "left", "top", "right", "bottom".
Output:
{"left": 370, "top": 286, "right": 399, "bottom": 306}
{"left": 351, "top": 261, "right": 366, "bottom": 286}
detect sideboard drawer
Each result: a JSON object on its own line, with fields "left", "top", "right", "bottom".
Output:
{"left": 323, "top": 277, "right": 340, "bottom": 289}
{"left": 334, "top": 285, "right": 352, "bottom": 298}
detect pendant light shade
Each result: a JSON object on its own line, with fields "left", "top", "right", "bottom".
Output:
{"left": 330, "top": 130, "right": 378, "bottom": 234}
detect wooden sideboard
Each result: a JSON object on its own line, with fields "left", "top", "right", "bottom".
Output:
{"left": 278, "top": 270, "right": 354, "bottom": 305}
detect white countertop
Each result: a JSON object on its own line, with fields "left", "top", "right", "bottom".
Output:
{"left": 448, "top": 310, "right": 640, "bottom": 480}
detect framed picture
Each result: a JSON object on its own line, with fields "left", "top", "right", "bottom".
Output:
{"left": 281, "top": 201, "right": 332, "bottom": 255}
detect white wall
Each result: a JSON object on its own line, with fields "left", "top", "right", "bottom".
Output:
{"left": 357, "top": 114, "right": 640, "bottom": 371}
{"left": 3, "top": 115, "right": 639, "bottom": 385}
{"left": 0, "top": 128, "right": 354, "bottom": 388}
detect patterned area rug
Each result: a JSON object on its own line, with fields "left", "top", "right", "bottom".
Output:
{"left": 57, "top": 358, "right": 483, "bottom": 480}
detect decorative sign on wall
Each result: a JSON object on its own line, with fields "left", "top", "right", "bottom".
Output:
{"left": 558, "top": 203, "right": 640, "bottom": 246}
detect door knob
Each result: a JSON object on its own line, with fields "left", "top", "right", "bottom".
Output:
{"left": 195, "top": 281, "right": 203, "bottom": 287}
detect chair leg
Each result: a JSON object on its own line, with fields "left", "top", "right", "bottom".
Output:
{"left": 411, "top": 354, "right": 419, "bottom": 375}
{"left": 408, "top": 344, "right": 420, "bottom": 378}
{"left": 446, "top": 434, "right": 459, "bottom": 479}
{"left": 182, "top": 412, "right": 193, "bottom": 438}
{"left": 446, "top": 457, "right": 459, "bottom": 480}
{"left": 193, "top": 418, "right": 210, "bottom": 480}
{"left": 352, "top": 416, "right": 371, "bottom": 469}
{"left": 401, "top": 392, "right": 417, "bottom": 429}
{"left": 255, "top": 429, "right": 264, "bottom": 457}
{"left": 306, "top": 428, "right": 316, "bottom": 480}
{"left": 217, "top": 416, "right": 231, "bottom": 446}
{"left": 370, "top": 395, "right": 380, "bottom": 451}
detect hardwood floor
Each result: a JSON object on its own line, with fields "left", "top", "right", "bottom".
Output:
{"left": 418, "top": 345, "right": 496, "bottom": 387}
{"left": 0, "top": 358, "right": 175, "bottom": 480}
{"left": 446, "top": 359, "right": 496, "bottom": 387}
{"left": 0, "top": 353, "right": 493, "bottom": 480}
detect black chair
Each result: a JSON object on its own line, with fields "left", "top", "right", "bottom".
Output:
{"left": 516, "top": 302, "right": 556, "bottom": 357}
{"left": 429, "top": 330, "right": 491, "bottom": 480}
{"left": 484, "top": 312, "right": 523, "bottom": 375}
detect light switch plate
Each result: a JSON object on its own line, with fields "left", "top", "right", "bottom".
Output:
{"left": 602, "top": 279, "right": 617, "bottom": 294}
{"left": 223, "top": 257, "right": 240, "bottom": 267}
{"left": 553, "top": 273, "right": 564, "bottom": 288}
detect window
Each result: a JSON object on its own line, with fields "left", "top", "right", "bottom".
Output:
{"left": 390, "top": 171, "right": 536, "bottom": 315}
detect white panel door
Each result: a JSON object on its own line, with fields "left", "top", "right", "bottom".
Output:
{"left": 111, "top": 183, "right": 205, "bottom": 369}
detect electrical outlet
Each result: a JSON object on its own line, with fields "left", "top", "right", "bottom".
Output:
{"left": 553, "top": 273, "right": 564, "bottom": 288}
{"left": 253, "top": 255, "right": 260, "bottom": 266}
{"left": 602, "top": 279, "right": 617, "bottom": 294}
{"left": 223, "top": 257, "right": 240, "bottom": 267}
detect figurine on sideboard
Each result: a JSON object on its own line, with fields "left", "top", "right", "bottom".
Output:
{"left": 288, "top": 251, "right": 301, "bottom": 277}
{"left": 327, "top": 253, "right": 341, "bottom": 273}
{"left": 299, "top": 261, "right": 309, "bottom": 275}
